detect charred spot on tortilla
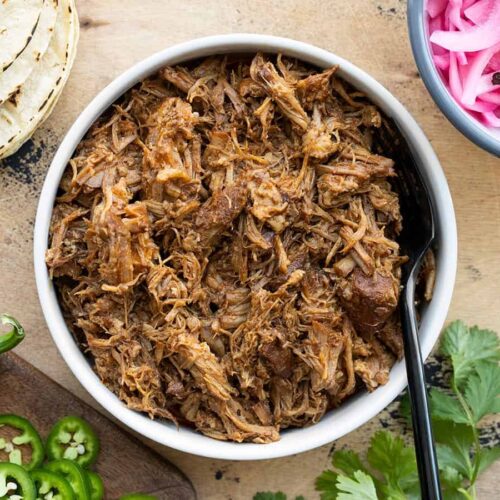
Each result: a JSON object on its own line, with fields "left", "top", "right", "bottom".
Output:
{"left": 38, "top": 88, "right": 55, "bottom": 112}
{"left": 8, "top": 88, "right": 21, "bottom": 107}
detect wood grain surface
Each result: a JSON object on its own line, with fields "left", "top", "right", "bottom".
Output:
{"left": 0, "top": 1, "right": 499, "bottom": 499}
{"left": 0, "top": 353, "right": 195, "bottom": 500}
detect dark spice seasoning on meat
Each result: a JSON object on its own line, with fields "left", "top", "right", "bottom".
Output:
{"left": 46, "top": 53, "right": 434, "bottom": 443}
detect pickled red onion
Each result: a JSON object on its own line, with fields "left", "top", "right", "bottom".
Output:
{"left": 428, "top": 0, "right": 448, "bottom": 17}
{"left": 464, "top": 0, "right": 494, "bottom": 23}
{"left": 430, "top": 3, "right": 500, "bottom": 51}
{"left": 426, "top": 0, "right": 500, "bottom": 128}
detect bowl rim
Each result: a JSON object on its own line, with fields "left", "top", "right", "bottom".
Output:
{"left": 34, "top": 33, "right": 458, "bottom": 461}
{"left": 407, "top": 0, "right": 500, "bottom": 157}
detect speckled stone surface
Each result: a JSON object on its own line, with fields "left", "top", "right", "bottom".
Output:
{"left": 0, "top": 1, "right": 499, "bottom": 498}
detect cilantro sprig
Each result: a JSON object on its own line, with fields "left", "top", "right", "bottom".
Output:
{"left": 316, "top": 432, "right": 419, "bottom": 500}
{"left": 429, "top": 321, "right": 500, "bottom": 499}
{"left": 253, "top": 321, "right": 500, "bottom": 500}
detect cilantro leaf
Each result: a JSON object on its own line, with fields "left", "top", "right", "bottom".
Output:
{"left": 440, "top": 466, "right": 463, "bottom": 489}
{"left": 464, "top": 363, "right": 500, "bottom": 423}
{"left": 439, "top": 467, "right": 467, "bottom": 500}
{"left": 315, "top": 470, "right": 339, "bottom": 500}
{"left": 367, "top": 431, "right": 418, "bottom": 494}
{"left": 317, "top": 451, "right": 373, "bottom": 499}
{"left": 437, "top": 444, "right": 472, "bottom": 482}
{"left": 253, "top": 493, "right": 288, "bottom": 500}
{"left": 398, "top": 393, "right": 411, "bottom": 422}
{"left": 332, "top": 450, "right": 367, "bottom": 476}
{"left": 433, "top": 421, "right": 474, "bottom": 479}
{"left": 336, "top": 471, "right": 378, "bottom": 500}
{"left": 440, "top": 321, "right": 500, "bottom": 387}
{"left": 477, "top": 446, "right": 500, "bottom": 475}
{"left": 429, "top": 389, "right": 468, "bottom": 424}
{"left": 378, "top": 481, "right": 419, "bottom": 500}
{"left": 253, "top": 493, "right": 304, "bottom": 500}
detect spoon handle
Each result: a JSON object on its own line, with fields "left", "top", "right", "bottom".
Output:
{"left": 401, "top": 273, "right": 442, "bottom": 500}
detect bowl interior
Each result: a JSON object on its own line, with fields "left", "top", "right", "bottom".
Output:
{"left": 34, "top": 34, "right": 457, "bottom": 460}
{"left": 408, "top": 0, "right": 500, "bottom": 156}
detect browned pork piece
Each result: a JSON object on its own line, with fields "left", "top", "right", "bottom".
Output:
{"left": 47, "top": 53, "right": 434, "bottom": 443}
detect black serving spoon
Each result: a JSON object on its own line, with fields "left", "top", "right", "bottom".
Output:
{"left": 393, "top": 143, "right": 442, "bottom": 500}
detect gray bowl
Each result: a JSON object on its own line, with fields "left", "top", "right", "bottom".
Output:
{"left": 407, "top": 0, "right": 500, "bottom": 157}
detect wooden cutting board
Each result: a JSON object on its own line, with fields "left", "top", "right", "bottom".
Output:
{"left": 0, "top": 353, "right": 196, "bottom": 500}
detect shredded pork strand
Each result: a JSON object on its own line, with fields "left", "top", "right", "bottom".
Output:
{"left": 46, "top": 54, "right": 434, "bottom": 443}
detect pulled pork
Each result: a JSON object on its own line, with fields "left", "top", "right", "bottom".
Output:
{"left": 46, "top": 53, "right": 433, "bottom": 443}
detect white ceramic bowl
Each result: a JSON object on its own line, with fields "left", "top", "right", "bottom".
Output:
{"left": 34, "top": 34, "right": 457, "bottom": 461}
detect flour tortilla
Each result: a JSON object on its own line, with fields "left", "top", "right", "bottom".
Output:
{"left": 0, "top": 0, "right": 58, "bottom": 105}
{"left": 0, "top": 0, "right": 78, "bottom": 159}
{"left": 0, "top": 0, "right": 45, "bottom": 71}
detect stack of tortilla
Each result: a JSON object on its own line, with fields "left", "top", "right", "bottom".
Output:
{"left": 0, "top": 0, "right": 79, "bottom": 160}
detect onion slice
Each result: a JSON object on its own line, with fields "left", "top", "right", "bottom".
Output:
{"left": 427, "top": 0, "right": 449, "bottom": 18}
{"left": 464, "top": 0, "right": 494, "bottom": 24}
{"left": 430, "top": 2, "right": 500, "bottom": 52}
